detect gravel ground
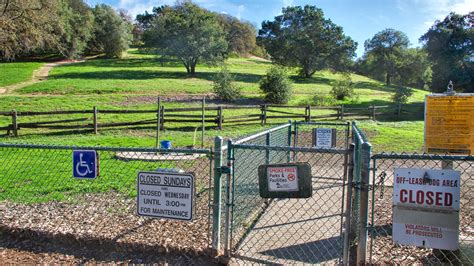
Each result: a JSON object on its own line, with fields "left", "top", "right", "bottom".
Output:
{"left": 0, "top": 191, "right": 216, "bottom": 264}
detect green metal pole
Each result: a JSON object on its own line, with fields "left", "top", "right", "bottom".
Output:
{"left": 211, "top": 136, "right": 224, "bottom": 254}
{"left": 287, "top": 121, "right": 292, "bottom": 162}
{"left": 224, "top": 139, "right": 234, "bottom": 258}
{"left": 357, "top": 141, "right": 372, "bottom": 265}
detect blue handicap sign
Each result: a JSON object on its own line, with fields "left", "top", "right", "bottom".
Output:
{"left": 73, "top": 150, "right": 98, "bottom": 179}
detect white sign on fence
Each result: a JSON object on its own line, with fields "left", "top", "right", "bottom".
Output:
{"left": 137, "top": 171, "right": 194, "bottom": 221}
{"left": 392, "top": 168, "right": 461, "bottom": 250}
{"left": 267, "top": 166, "right": 299, "bottom": 192}
{"left": 313, "top": 128, "right": 335, "bottom": 149}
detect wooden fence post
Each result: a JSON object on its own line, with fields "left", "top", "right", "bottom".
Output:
{"left": 397, "top": 102, "right": 402, "bottom": 116}
{"left": 155, "top": 97, "right": 161, "bottom": 149}
{"left": 160, "top": 106, "right": 165, "bottom": 130}
{"left": 371, "top": 104, "right": 376, "bottom": 121}
{"left": 307, "top": 105, "right": 311, "bottom": 122}
{"left": 340, "top": 105, "right": 345, "bottom": 120}
{"left": 261, "top": 104, "right": 267, "bottom": 126}
{"left": 201, "top": 97, "right": 205, "bottom": 148}
{"left": 12, "top": 109, "right": 18, "bottom": 137}
{"left": 305, "top": 106, "right": 309, "bottom": 122}
{"left": 93, "top": 106, "right": 98, "bottom": 134}
{"left": 217, "top": 106, "right": 223, "bottom": 130}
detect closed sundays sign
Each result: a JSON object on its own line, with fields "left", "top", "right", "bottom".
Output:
{"left": 137, "top": 171, "right": 194, "bottom": 221}
{"left": 393, "top": 168, "right": 461, "bottom": 250}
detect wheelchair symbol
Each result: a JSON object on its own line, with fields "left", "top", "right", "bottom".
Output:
{"left": 73, "top": 150, "right": 97, "bottom": 179}
{"left": 76, "top": 153, "right": 93, "bottom": 176}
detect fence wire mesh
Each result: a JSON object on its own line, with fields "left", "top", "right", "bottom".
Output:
{"left": 218, "top": 123, "right": 291, "bottom": 255}
{"left": 0, "top": 144, "right": 214, "bottom": 263}
{"left": 224, "top": 124, "right": 291, "bottom": 248}
{"left": 369, "top": 153, "right": 474, "bottom": 265}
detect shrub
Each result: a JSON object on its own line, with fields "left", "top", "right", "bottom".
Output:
{"left": 213, "top": 66, "right": 241, "bottom": 101}
{"left": 312, "top": 94, "right": 337, "bottom": 106}
{"left": 331, "top": 73, "right": 354, "bottom": 100}
{"left": 260, "top": 66, "right": 292, "bottom": 104}
{"left": 392, "top": 86, "right": 414, "bottom": 104}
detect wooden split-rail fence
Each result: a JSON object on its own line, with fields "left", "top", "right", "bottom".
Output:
{"left": 0, "top": 103, "right": 423, "bottom": 136}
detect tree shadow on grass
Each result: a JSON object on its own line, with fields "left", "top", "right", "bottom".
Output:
{"left": 60, "top": 58, "right": 183, "bottom": 68}
{"left": 51, "top": 70, "right": 262, "bottom": 83}
{"left": 291, "top": 75, "right": 334, "bottom": 85}
{"left": 353, "top": 81, "right": 415, "bottom": 94}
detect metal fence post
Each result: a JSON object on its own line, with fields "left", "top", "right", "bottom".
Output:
{"left": 357, "top": 141, "right": 372, "bottom": 265}
{"left": 287, "top": 121, "right": 292, "bottom": 162}
{"left": 265, "top": 132, "right": 271, "bottom": 164}
{"left": 212, "top": 136, "right": 224, "bottom": 254}
{"left": 344, "top": 143, "right": 356, "bottom": 264}
{"left": 224, "top": 140, "right": 234, "bottom": 258}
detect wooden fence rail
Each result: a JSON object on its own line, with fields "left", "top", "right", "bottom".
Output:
{"left": 1, "top": 103, "right": 424, "bottom": 136}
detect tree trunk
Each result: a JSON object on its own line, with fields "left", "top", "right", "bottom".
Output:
{"left": 183, "top": 62, "right": 190, "bottom": 74}
{"left": 386, "top": 72, "right": 391, "bottom": 85}
{"left": 190, "top": 63, "right": 196, "bottom": 75}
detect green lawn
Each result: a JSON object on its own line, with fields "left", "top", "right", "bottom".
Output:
{"left": 358, "top": 120, "right": 424, "bottom": 153}
{"left": 0, "top": 49, "right": 428, "bottom": 152}
{"left": 0, "top": 62, "right": 43, "bottom": 87}
{"left": 14, "top": 49, "right": 427, "bottom": 106}
{"left": 0, "top": 50, "right": 434, "bottom": 204}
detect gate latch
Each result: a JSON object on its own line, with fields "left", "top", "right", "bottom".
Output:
{"left": 217, "top": 166, "right": 231, "bottom": 174}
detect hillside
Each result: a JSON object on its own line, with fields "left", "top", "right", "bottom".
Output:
{"left": 0, "top": 50, "right": 428, "bottom": 151}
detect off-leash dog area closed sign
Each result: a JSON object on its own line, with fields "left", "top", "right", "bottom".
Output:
{"left": 392, "top": 168, "right": 460, "bottom": 250}
{"left": 137, "top": 171, "right": 194, "bottom": 221}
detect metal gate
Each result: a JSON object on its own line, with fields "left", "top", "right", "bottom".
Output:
{"left": 220, "top": 122, "right": 356, "bottom": 264}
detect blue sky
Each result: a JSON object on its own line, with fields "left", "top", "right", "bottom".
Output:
{"left": 85, "top": 0, "right": 473, "bottom": 58}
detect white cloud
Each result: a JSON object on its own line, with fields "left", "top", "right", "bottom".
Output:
{"left": 116, "top": 0, "right": 175, "bottom": 18}
{"left": 415, "top": 0, "right": 473, "bottom": 21}
{"left": 236, "top": 5, "right": 245, "bottom": 20}
{"left": 283, "top": 0, "right": 295, "bottom": 7}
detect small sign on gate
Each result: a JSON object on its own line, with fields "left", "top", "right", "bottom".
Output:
{"left": 258, "top": 163, "right": 312, "bottom": 198}
{"left": 312, "top": 128, "right": 336, "bottom": 149}
{"left": 392, "top": 168, "right": 461, "bottom": 250}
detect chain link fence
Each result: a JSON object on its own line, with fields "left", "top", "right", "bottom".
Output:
{"left": 224, "top": 122, "right": 351, "bottom": 264}
{"left": 231, "top": 146, "right": 349, "bottom": 264}
{"left": 222, "top": 124, "right": 291, "bottom": 251}
{"left": 0, "top": 143, "right": 214, "bottom": 263}
{"left": 369, "top": 153, "right": 474, "bottom": 264}
{"left": 1, "top": 122, "right": 473, "bottom": 264}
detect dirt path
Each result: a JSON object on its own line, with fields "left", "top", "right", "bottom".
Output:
{"left": 0, "top": 59, "right": 83, "bottom": 94}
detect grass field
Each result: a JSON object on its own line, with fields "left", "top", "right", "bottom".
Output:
{"left": 0, "top": 50, "right": 430, "bottom": 204}
{"left": 0, "top": 62, "right": 43, "bottom": 87}
{"left": 0, "top": 49, "right": 428, "bottom": 152}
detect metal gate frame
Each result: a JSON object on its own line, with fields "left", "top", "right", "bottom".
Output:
{"left": 213, "top": 121, "right": 366, "bottom": 264}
